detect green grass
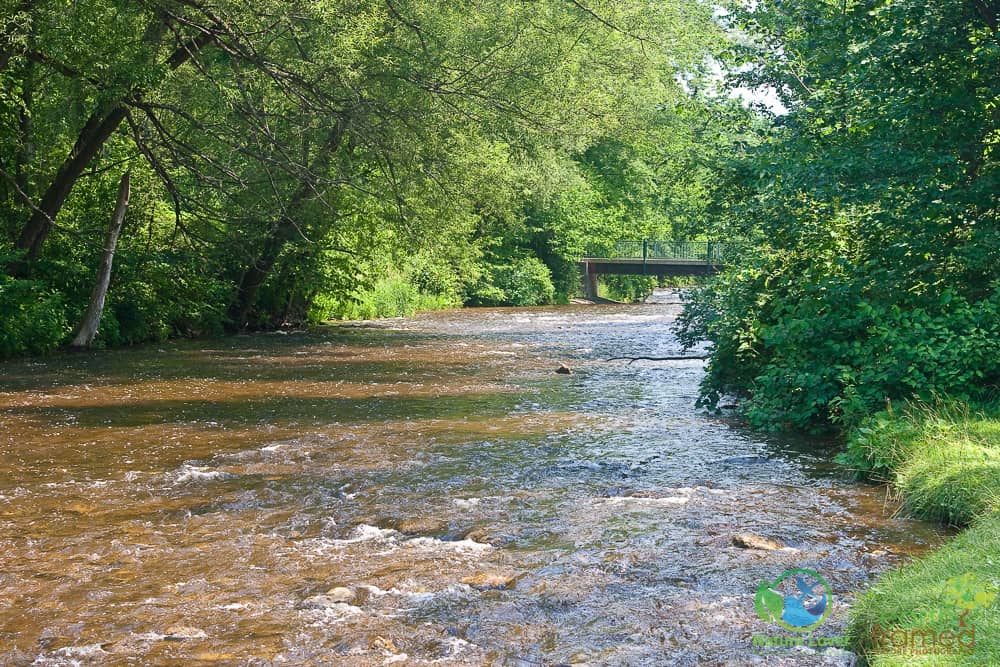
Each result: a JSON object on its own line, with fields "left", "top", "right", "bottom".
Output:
{"left": 312, "top": 275, "right": 459, "bottom": 322}
{"left": 849, "top": 513, "right": 1000, "bottom": 666}
{"left": 841, "top": 401, "right": 1000, "bottom": 665}
{"left": 839, "top": 401, "right": 1000, "bottom": 526}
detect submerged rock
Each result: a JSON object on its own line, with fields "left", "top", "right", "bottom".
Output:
{"left": 463, "top": 527, "right": 515, "bottom": 547}
{"left": 686, "top": 479, "right": 722, "bottom": 489}
{"left": 717, "top": 455, "right": 770, "bottom": 465}
{"left": 324, "top": 586, "right": 356, "bottom": 604}
{"left": 164, "top": 626, "right": 208, "bottom": 641}
{"left": 461, "top": 572, "right": 516, "bottom": 591}
{"left": 298, "top": 595, "right": 338, "bottom": 609}
{"left": 732, "top": 533, "right": 785, "bottom": 551}
{"left": 395, "top": 518, "right": 448, "bottom": 535}
{"left": 371, "top": 635, "right": 399, "bottom": 653}
{"left": 297, "top": 594, "right": 363, "bottom": 613}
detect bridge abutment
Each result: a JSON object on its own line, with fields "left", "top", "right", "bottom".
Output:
{"left": 581, "top": 261, "right": 599, "bottom": 299}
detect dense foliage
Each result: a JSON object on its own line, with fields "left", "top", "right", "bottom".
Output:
{"left": 679, "top": 0, "right": 1000, "bottom": 431}
{"left": 1, "top": 0, "right": 723, "bottom": 355}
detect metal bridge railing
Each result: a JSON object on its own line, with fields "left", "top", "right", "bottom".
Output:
{"left": 585, "top": 240, "right": 726, "bottom": 263}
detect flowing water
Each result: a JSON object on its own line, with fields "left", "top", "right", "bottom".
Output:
{"left": 0, "top": 290, "right": 945, "bottom": 666}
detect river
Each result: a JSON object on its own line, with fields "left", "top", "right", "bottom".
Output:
{"left": 0, "top": 290, "right": 945, "bottom": 665}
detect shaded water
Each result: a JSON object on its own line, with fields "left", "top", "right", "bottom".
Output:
{"left": 0, "top": 291, "right": 944, "bottom": 665}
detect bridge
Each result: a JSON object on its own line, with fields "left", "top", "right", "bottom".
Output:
{"left": 580, "top": 240, "right": 724, "bottom": 299}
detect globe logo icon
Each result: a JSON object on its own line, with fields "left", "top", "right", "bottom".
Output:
{"left": 755, "top": 568, "right": 832, "bottom": 632}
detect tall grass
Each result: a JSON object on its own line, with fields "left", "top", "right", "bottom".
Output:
{"left": 838, "top": 400, "right": 1000, "bottom": 525}
{"left": 842, "top": 400, "right": 1000, "bottom": 665}
{"left": 849, "top": 512, "right": 1000, "bottom": 666}
{"left": 313, "top": 276, "right": 458, "bottom": 322}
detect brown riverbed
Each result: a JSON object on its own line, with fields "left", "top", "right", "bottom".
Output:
{"left": 0, "top": 290, "right": 945, "bottom": 665}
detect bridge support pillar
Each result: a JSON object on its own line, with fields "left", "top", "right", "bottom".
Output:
{"left": 581, "top": 261, "right": 599, "bottom": 299}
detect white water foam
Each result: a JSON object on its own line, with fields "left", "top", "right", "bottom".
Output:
{"left": 598, "top": 495, "right": 690, "bottom": 506}
{"left": 348, "top": 524, "right": 398, "bottom": 542}
{"left": 172, "top": 465, "right": 231, "bottom": 484}
{"left": 53, "top": 643, "right": 109, "bottom": 658}
{"left": 404, "top": 537, "right": 492, "bottom": 554}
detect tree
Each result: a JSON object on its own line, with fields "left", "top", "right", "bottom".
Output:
{"left": 69, "top": 170, "right": 129, "bottom": 348}
{"left": 680, "top": 0, "right": 1000, "bottom": 430}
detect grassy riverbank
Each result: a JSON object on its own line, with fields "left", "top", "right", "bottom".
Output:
{"left": 839, "top": 402, "right": 1000, "bottom": 665}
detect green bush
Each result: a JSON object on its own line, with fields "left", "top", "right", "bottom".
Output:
{"left": 371, "top": 276, "right": 422, "bottom": 317}
{"left": 835, "top": 408, "right": 922, "bottom": 481}
{"left": 473, "top": 255, "right": 556, "bottom": 306}
{"left": 406, "top": 252, "right": 464, "bottom": 304}
{"left": 0, "top": 276, "right": 70, "bottom": 357}
{"left": 678, "top": 243, "right": 1000, "bottom": 431}
{"left": 30, "top": 244, "right": 229, "bottom": 346}
{"left": 104, "top": 253, "right": 229, "bottom": 344}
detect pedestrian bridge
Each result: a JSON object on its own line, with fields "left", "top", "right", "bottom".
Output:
{"left": 580, "top": 240, "right": 724, "bottom": 299}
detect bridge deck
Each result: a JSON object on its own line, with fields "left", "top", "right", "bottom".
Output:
{"left": 579, "top": 257, "right": 722, "bottom": 277}
{"left": 580, "top": 257, "right": 718, "bottom": 266}
{"left": 578, "top": 240, "right": 727, "bottom": 297}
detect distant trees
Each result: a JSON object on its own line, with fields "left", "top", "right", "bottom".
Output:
{"left": 1, "top": 0, "right": 722, "bottom": 349}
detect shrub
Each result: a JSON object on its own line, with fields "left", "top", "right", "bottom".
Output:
{"left": 473, "top": 255, "right": 556, "bottom": 306}
{"left": 104, "top": 252, "right": 229, "bottom": 343}
{"left": 678, "top": 242, "right": 1000, "bottom": 432}
{"left": 0, "top": 276, "right": 70, "bottom": 357}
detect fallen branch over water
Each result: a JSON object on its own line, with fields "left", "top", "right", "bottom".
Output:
{"left": 606, "top": 355, "right": 708, "bottom": 364}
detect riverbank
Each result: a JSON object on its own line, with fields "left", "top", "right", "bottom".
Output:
{"left": 840, "top": 402, "right": 1000, "bottom": 665}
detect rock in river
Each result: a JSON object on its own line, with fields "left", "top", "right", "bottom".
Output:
{"left": 464, "top": 527, "right": 516, "bottom": 547}
{"left": 324, "top": 586, "right": 356, "bottom": 604}
{"left": 395, "top": 517, "right": 448, "bottom": 535}
{"left": 164, "top": 626, "right": 208, "bottom": 641}
{"left": 461, "top": 572, "right": 517, "bottom": 591}
{"left": 732, "top": 533, "right": 785, "bottom": 551}
{"left": 556, "top": 363, "right": 572, "bottom": 375}
{"left": 717, "top": 455, "right": 770, "bottom": 465}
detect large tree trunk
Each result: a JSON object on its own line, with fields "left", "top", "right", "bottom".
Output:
{"left": 7, "top": 31, "right": 214, "bottom": 275}
{"left": 69, "top": 171, "right": 130, "bottom": 349}
{"left": 15, "top": 104, "right": 128, "bottom": 263}
{"left": 227, "top": 225, "right": 295, "bottom": 330}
